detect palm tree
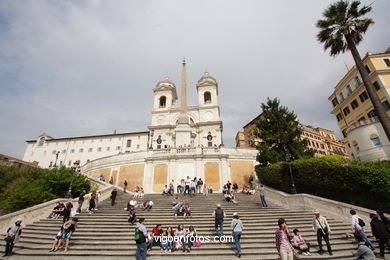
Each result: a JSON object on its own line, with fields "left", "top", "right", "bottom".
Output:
{"left": 317, "top": 0, "right": 390, "bottom": 141}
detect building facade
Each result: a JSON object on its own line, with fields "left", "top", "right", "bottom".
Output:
{"left": 236, "top": 115, "right": 348, "bottom": 158}
{"left": 23, "top": 61, "right": 258, "bottom": 193}
{"left": 328, "top": 47, "right": 390, "bottom": 161}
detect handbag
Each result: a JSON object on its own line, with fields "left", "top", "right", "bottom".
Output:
{"left": 175, "top": 240, "right": 182, "bottom": 249}
{"left": 316, "top": 217, "right": 329, "bottom": 235}
{"left": 195, "top": 240, "right": 202, "bottom": 247}
{"left": 4, "top": 236, "right": 14, "bottom": 243}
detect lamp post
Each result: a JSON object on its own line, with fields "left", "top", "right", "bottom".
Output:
{"left": 285, "top": 153, "right": 297, "bottom": 194}
{"left": 66, "top": 161, "right": 80, "bottom": 198}
{"left": 53, "top": 151, "right": 60, "bottom": 168}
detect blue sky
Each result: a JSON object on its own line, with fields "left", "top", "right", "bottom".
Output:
{"left": 1, "top": 0, "right": 390, "bottom": 158}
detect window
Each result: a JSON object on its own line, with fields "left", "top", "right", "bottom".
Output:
{"left": 358, "top": 116, "right": 365, "bottom": 122}
{"left": 52, "top": 150, "right": 57, "bottom": 155}
{"left": 331, "top": 97, "right": 339, "bottom": 107}
{"left": 350, "top": 99, "right": 359, "bottom": 110}
{"left": 97, "top": 147, "right": 102, "bottom": 152}
{"left": 62, "top": 149, "right": 66, "bottom": 153}
{"left": 382, "top": 100, "right": 390, "bottom": 111}
{"left": 373, "top": 81, "right": 380, "bottom": 91}
{"left": 79, "top": 148, "right": 84, "bottom": 153}
{"left": 159, "top": 96, "right": 166, "bottom": 108}
{"left": 116, "top": 146, "right": 121, "bottom": 150}
{"left": 70, "top": 149, "right": 75, "bottom": 153}
{"left": 365, "top": 65, "right": 371, "bottom": 74}
{"left": 384, "top": 58, "right": 390, "bottom": 67}
{"left": 68, "top": 160, "right": 72, "bottom": 166}
{"left": 336, "top": 113, "right": 343, "bottom": 122}
{"left": 367, "top": 109, "right": 376, "bottom": 118}
{"left": 359, "top": 91, "right": 369, "bottom": 103}
{"left": 106, "top": 147, "right": 110, "bottom": 151}
{"left": 88, "top": 148, "right": 93, "bottom": 152}
{"left": 126, "top": 139, "right": 132, "bottom": 147}
{"left": 38, "top": 137, "right": 45, "bottom": 146}
{"left": 343, "top": 106, "right": 351, "bottom": 116}
{"left": 355, "top": 76, "right": 362, "bottom": 87}
{"left": 370, "top": 134, "right": 382, "bottom": 146}
{"left": 342, "top": 129, "right": 347, "bottom": 138}
{"left": 347, "top": 85, "right": 353, "bottom": 95}
{"left": 353, "top": 141, "right": 360, "bottom": 153}
{"left": 137, "top": 144, "right": 140, "bottom": 149}
{"left": 320, "top": 144, "right": 325, "bottom": 149}
{"left": 204, "top": 91, "right": 212, "bottom": 104}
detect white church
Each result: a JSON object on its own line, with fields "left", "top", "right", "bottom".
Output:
{"left": 23, "top": 61, "right": 257, "bottom": 193}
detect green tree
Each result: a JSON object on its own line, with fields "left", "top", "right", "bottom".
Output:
{"left": 317, "top": 0, "right": 390, "bottom": 141}
{"left": 254, "top": 98, "right": 314, "bottom": 166}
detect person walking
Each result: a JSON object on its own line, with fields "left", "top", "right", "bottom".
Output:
{"left": 231, "top": 212, "right": 243, "bottom": 258}
{"left": 63, "top": 199, "right": 73, "bottom": 223}
{"left": 197, "top": 178, "right": 203, "bottom": 194}
{"left": 56, "top": 217, "right": 78, "bottom": 252}
{"left": 135, "top": 218, "right": 148, "bottom": 260}
{"left": 312, "top": 209, "right": 333, "bottom": 255}
{"left": 350, "top": 210, "right": 375, "bottom": 250}
{"left": 184, "top": 176, "right": 190, "bottom": 195}
{"left": 111, "top": 188, "right": 117, "bottom": 206}
{"left": 124, "top": 180, "right": 128, "bottom": 193}
{"left": 3, "top": 218, "right": 22, "bottom": 257}
{"left": 370, "top": 213, "right": 390, "bottom": 258}
{"left": 212, "top": 204, "right": 226, "bottom": 237}
{"left": 275, "top": 218, "right": 294, "bottom": 260}
{"left": 88, "top": 192, "right": 97, "bottom": 213}
{"left": 259, "top": 185, "right": 268, "bottom": 208}
{"left": 76, "top": 190, "right": 85, "bottom": 213}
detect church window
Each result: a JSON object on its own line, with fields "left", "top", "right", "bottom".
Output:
{"left": 204, "top": 91, "right": 211, "bottom": 104}
{"left": 106, "top": 147, "right": 110, "bottom": 151}
{"left": 38, "top": 137, "right": 45, "bottom": 146}
{"left": 159, "top": 96, "right": 167, "bottom": 108}
{"left": 79, "top": 148, "right": 84, "bottom": 153}
{"left": 97, "top": 147, "right": 102, "bottom": 152}
{"left": 88, "top": 148, "right": 93, "bottom": 152}
{"left": 116, "top": 146, "right": 121, "bottom": 150}
{"left": 126, "top": 139, "right": 132, "bottom": 147}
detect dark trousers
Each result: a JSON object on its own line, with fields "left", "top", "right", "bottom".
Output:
{"left": 260, "top": 194, "right": 268, "bottom": 207}
{"left": 111, "top": 197, "right": 116, "bottom": 206}
{"left": 184, "top": 185, "right": 190, "bottom": 195}
{"left": 215, "top": 221, "right": 224, "bottom": 236}
{"left": 5, "top": 238, "right": 15, "bottom": 256}
{"left": 317, "top": 229, "right": 332, "bottom": 254}
{"left": 378, "top": 238, "right": 389, "bottom": 257}
{"left": 136, "top": 242, "right": 147, "bottom": 260}
{"left": 77, "top": 201, "right": 83, "bottom": 213}
{"left": 177, "top": 185, "right": 182, "bottom": 194}
{"left": 63, "top": 211, "right": 70, "bottom": 223}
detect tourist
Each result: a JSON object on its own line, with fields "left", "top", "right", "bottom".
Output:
{"left": 184, "top": 176, "right": 191, "bottom": 195}
{"left": 162, "top": 185, "right": 170, "bottom": 196}
{"left": 350, "top": 209, "right": 375, "bottom": 250}
{"left": 175, "top": 202, "right": 185, "bottom": 218}
{"left": 56, "top": 217, "right": 78, "bottom": 252}
{"left": 76, "top": 190, "right": 85, "bottom": 213}
{"left": 226, "top": 181, "right": 232, "bottom": 193}
{"left": 222, "top": 185, "right": 228, "bottom": 194}
{"left": 165, "top": 226, "right": 176, "bottom": 252}
{"left": 151, "top": 224, "right": 164, "bottom": 251}
{"left": 128, "top": 205, "right": 137, "bottom": 225}
{"left": 259, "top": 185, "right": 268, "bottom": 208}
{"left": 248, "top": 176, "right": 254, "bottom": 188}
{"left": 63, "top": 199, "right": 73, "bottom": 223}
{"left": 139, "top": 188, "right": 145, "bottom": 198}
{"left": 111, "top": 188, "right": 117, "bottom": 206}
{"left": 135, "top": 218, "right": 148, "bottom": 260}
{"left": 49, "top": 224, "right": 64, "bottom": 252}
{"left": 196, "top": 178, "right": 203, "bottom": 194}
{"left": 231, "top": 213, "right": 243, "bottom": 258}
{"left": 177, "top": 180, "right": 182, "bottom": 194}
{"left": 3, "top": 218, "right": 22, "bottom": 257}
{"left": 88, "top": 192, "right": 97, "bottom": 213}
{"left": 232, "top": 183, "right": 238, "bottom": 193}
{"left": 351, "top": 234, "right": 376, "bottom": 260}
{"left": 190, "top": 177, "right": 196, "bottom": 196}
{"left": 312, "top": 209, "right": 333, "bottom": 255}
{"left": 172, "top": 195, "right": 179, "bottom": 208}
{"left": 203, "top": 184, "right": 208, "bottom": 196}
{"left": 370, "top": 213, "right": 390, "bottom": 258}
{"left": 134, "top": 186, "right": 140, "bottom": 198}
{"left": 47, "top": 202, "right": 64, "bottom": 219}
{"left": 180, "top": 179, "right": 185, "bottom": 194}
{"left": 212, "top": 204, "right": 226, "bottom": 237}
{"left": 95, "top": 191, "right": 101, "bottom": 210}
{"left": 169, "top": 180, "right": 175, "bottom": 195}
{"left": 188, "top": 225, "right": 197, "bottom": 249}
{"left": 275, "top": 218, "right": 293, "bottom": 260}
{"left": 376, "top": 209, "right": 390, "bottom": 226}
{"left": 130, "top": 197, "right": 138, "bottom": 208}
{"left": 184, "top": 203, "right": 192, "bottom": 218}
{"left": 176, "top": 224, "right": 189, "bottom": 252}
{"left": 109, "top": 176, "right": 113, "bottom": 184}
{"left": 208, "top": 185, "right": 213, "bottom": 194}
{"left": 292, "top": 228, "right": 311, "bottom": 256}
{"left": 124, "top": 180, "right": 128, "bottom": 193}
{"left": 143, "top": 200, "right": 154, "bottom": 211}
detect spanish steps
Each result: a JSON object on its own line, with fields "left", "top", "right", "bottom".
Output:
{"left": 2, "top": 191, "right": 388, "bottom": 259}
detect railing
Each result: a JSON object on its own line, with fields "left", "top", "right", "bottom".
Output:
{"left": 345, "top": 116, "right": 379, "bottom": 135}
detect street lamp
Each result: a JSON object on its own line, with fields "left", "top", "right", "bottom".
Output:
{"left": 53, "top": 151, "right": 60, "bottom": 168}
{"left": 66, "top": 161, "right": 80, "bottom": 198}
{"left": 285, "top": 153, "right": 297, "bottom": 194}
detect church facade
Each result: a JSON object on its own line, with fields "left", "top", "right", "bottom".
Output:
{"left": 23, "top": 61, "right": 257, "bottom": 193}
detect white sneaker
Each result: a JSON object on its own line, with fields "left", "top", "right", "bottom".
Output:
{"left": 302, "top": 252, "right": 308, "bottom": 256}
{"left": 307, "top": 252, "right": 311, "bottom": 256}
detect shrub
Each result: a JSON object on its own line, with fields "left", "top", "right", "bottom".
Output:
{"left": 256, "top": 155, "right": 390, "bottom": 212}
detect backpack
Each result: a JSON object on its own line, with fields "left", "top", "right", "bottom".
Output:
{"left": 198, "top": 180, "right": 203, "bottom": 185}
{"left": 358, "top": 218, "right": 366, "bottom": 227}
{"left": 134, "top": 227, "right": 146, "bottom": 244}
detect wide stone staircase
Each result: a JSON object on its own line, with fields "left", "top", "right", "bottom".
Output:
{"left": 3, "top": 191, "right": 388, "bottom": 259}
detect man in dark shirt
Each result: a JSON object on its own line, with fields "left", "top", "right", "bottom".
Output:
{"left": 213, "top": 204, "right": 226, "bottom": 237}
{"left": 111, "top": 188, "right": 117, "bottom": 206}
{"left": 76, "top": 191, "right": 85, "bottom": 213}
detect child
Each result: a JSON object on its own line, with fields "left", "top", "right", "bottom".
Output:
{"left": 292, "top": 228, "right": 311, "bottom": 256}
